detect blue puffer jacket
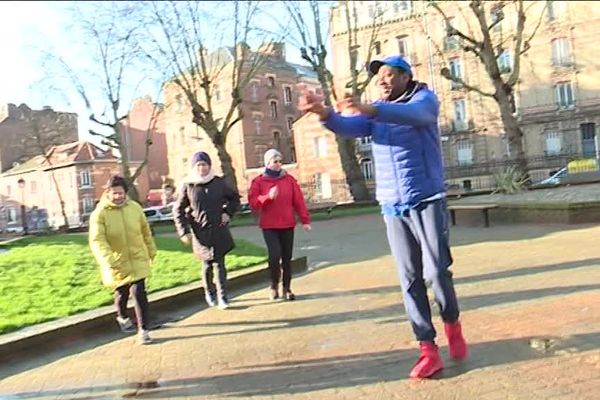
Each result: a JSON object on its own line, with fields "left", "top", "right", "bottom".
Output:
{"left": 323, "top": 82, "right": 445, "bottom": 207}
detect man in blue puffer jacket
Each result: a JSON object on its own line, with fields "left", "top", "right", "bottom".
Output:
{"left": 299, "top": 55, "right": 468, "bottom": 379}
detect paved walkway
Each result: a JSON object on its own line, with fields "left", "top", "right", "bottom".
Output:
{"left": 1, "top": 215, "right": 600, "bottom": 399}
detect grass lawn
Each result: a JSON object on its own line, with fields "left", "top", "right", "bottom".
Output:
{"left": 152, "top": 204, "right": 381, "bottom": 235}
{"left": 0, "top": 234, "right": 266, "bottom": 334}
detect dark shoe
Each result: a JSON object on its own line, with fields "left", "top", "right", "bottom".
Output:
{"left": 284, "top": 290, "right": 296, "bottom": 301}
{"left": 269, "top": 288, "right": 279, "bottom": 301}
{"left": 409, "top": 341, "right": 444, "bottom": 379}
{"left": 444, "top": 321, "right": 468, "bottom": 360}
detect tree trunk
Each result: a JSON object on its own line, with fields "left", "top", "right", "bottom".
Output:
{"left": 49, "top": 170, "right": 70, "bottom": 231}
{"left": 316, "top": 68, "right": 371, "bottom": 202}
{"left": 336, "top": 137, "right": 371, "bottom": 201}
{"left": 495, "top": 83, "right": 527, "bottom": 174}
{"left": 215, "top": 140, "right": 238, "bottom": 191}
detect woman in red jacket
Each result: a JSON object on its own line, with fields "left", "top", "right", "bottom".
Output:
{"left": 248, "top": 149, "right": 311, "bottom": 301}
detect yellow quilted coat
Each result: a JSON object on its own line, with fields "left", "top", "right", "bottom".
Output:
{"left": 89, "top": 197, "right": 157, "bottom": 289}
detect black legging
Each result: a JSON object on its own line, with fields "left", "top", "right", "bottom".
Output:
{"left": 114, "top": 279, "right": 149, "bottom": 330}
{"left": 262, "top": 228, "right": 295, "bottom": 291}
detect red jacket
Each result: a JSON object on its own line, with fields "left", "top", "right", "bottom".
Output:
{"left": 248, "top": 173, "right": 310, "bottom": 229}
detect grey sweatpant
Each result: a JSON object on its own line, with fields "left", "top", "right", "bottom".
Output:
{"left": 383, "top": 199, "right": 460, "bottom": 342}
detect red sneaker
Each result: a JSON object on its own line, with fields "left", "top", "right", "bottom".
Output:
{"left": 409, "top": 341, "right": 444, "bottom": 379}
{"left": 444, "top": 321, "right": 468, "bottom": 360}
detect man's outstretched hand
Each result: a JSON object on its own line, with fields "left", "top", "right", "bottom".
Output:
{"left": 336, "top": 94, "right": 377, "bottom": 117}
{"left": 298, "top": 86, "right": 376, "bottom": 120}
{"left": 298, "top": 87, "right": 329, "bottom": 120}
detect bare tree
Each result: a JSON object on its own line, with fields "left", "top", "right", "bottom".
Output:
{"left": 17, "top": 108, "right": 76, "bottom": 230}
{"left": 141, "top": 0, "right": 272, "bottom": 190}
{"left": 429, "top": 0, "right": 547, "bottom": 176}
{"left": 282, "top": 0, "right": 384, "bottom": 202}
{"left": 43, "top": 2, "right": 159, "bottom": 203}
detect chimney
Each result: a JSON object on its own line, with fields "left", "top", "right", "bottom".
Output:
{"left": 258, "top": 42, "right": 285, "bottom": 59}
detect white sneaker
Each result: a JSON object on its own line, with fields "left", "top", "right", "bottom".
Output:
{"left": 137, "top": 330, "right": 153, "bottom": 345}
{"left": 116, "top": 317, "right": 135, "bottom": 333}
{"left": 218, "top": 298, "right": 230, "bottom": 310}
{"left": 205, "top": 294, "right": 217, "bottom": 307}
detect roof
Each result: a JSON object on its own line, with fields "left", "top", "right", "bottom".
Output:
{"left": 2, "top": 141, "right": 118, "bottom": 176}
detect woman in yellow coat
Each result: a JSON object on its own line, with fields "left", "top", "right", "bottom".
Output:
{"left": 89, "top": 176, "right": 157, "bottom": 345}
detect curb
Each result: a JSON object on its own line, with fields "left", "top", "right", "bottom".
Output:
{"left": 0, "top": 257, "right": 308, "bottom": 360}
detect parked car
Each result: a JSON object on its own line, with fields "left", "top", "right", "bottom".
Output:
{"left": 143, "top": 203, "right": 174, "bottom": 223}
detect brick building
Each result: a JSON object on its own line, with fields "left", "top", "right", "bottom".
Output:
{"left": 0, "top": 141, "right": 120, "bottom": 232}
{"left": 119, "top": 96, "right": 169, "bottom": 205}
{"left": 162, "top": 42, "right": 320, "bottom": 200}
{"left": 0, "top": 103, "right": 78, "bottom": 172}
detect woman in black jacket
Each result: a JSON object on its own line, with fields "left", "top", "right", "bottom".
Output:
{"left": 174, "top": 151, "right": 240, "bottom": 309}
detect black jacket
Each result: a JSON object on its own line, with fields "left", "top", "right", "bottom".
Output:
{"left": 174, "top": 176, "right": 240, "bottom": 261}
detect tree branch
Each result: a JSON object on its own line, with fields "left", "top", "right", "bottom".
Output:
{"left": 440, "top": 67, "right": 496, "bottom": 97}
{"left": 429, "top": 2, "right": 483, "bottom": 49}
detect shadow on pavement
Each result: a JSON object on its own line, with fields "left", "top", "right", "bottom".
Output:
{"left": 5, "top": 332, "right": 599, "bottom": 399}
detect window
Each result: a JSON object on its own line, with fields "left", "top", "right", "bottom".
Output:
{"left": 8, "top": 207, "right": 16, "bottom": 223}
{"left": 213, "top": 84, "right": 221, "bottom": 102}
{"left": 314, "top": 136, "right": 328, "bottom": 158}
{"left": 269, "top": 101, "right": 278, "bottom": 118}
{"left": 30, "top": 181, "right": 37, "bottom": 194}
{"left": 287, "top": 117, "right": 294, "bottom": 133}
{"left": 361, "top": 158, "right": 374, "bottom": 180}
{"left": 448, "top": 58, "right": 462, "bottom": 89}
{"left": 283, "top": 86, "right": 292, "bottom": 105}
{"left": 80, "top": 170, "right": 92, "bottom": 187}
{"left": 314, "top": 172, "right": 332, "bottom": 199}
{"left": 552, "top": 38, "right": 571, "bottom": 66}
{"left": 544, "top": 131, "right": 561, "bottom": 155}
{"left": 490, "top": 5, "right": 503, "bottom": 33}
{"left": 444, "top": 19, "right": 460, "bottom": 51}
{"left": 581, "top": 123, "right": 597, "bottom": 158}
{"left": 456, "top": 141, "right": 473, "bottom": 166}
{"left": 394, "top": 1, "right": 412, "bottom": 14}
{"left": 373, "top": 41, "right": 381, "bottom": 55}
{"left": 555, "top": 82, "right": 574, "bottom": 108}
{"left": 498, "top": 50, "right": 512, "bottom": 73}
{"left": 453, "top": 99, "right": 467, "bottom": 130}
{"left": 250, "top": 81, "right": 259, "bottom": 101}
{"left": 546, "top": 0, "right": 564, "bottom": 21}
{"left": 368, "top": 3, "right": 384, "bottom": 18}
{"left": 314, "top": 173, "right": 323, "bottom": 196}
{"left": 547, "top": 0, "right": 555, "bottom": 20}
{"left": 290, "top": 143, "right": 297, "bottom": 163}
{"left": 396, "top": 36, "right": 408, "bottom": 59}
{"left": 6, "top": 185, "right": 10, "bottom": 196}
{"left": 267, "top": 76, "right": 275, "bottom": 88}
{"left": 252, "top": 112, "right": 262, "bottom": 135}
{"left": 273, "top": 131, "right": 281, "bottom": 149}
{"left": 175, "top": 94, "right": 183, "bottom": 112}
{"left": 83, "top": 197, "right": 95, "bottom": 214}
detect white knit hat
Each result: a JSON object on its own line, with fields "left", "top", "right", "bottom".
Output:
{"left": 264, "top": 148, "right": 282, "bottom": 167}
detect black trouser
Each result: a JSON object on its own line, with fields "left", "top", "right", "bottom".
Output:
{"left": 262, "top": 228, "right": 295, "bottom": 291}
{"left": 203, "top": 256, "right": 228, "bottom": 301}
{"left": 115, "top": 279, "right": 149, "bottom": 330}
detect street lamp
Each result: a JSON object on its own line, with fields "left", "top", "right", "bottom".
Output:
{"left": 17, "top": 177, "right": 28, "bottom": 235}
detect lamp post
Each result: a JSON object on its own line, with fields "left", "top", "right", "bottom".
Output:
{"left": 17, "top": 177, "right": 28, "bottom": 235}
